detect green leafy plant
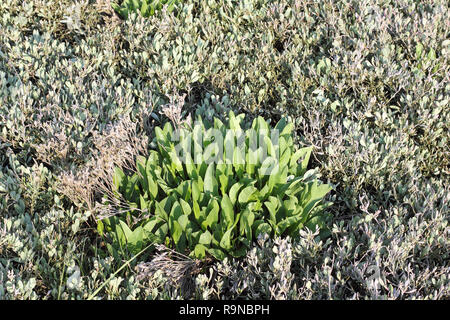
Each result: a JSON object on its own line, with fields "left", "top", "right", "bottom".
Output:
{"left": 111, "top": 0, "right": 180, "bottom": 19}
{"left": 98, "top": 112, "right": 332, "bottom": 260}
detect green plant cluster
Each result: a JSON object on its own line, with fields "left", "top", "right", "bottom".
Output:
{"left": 112, "top": 0, "right": 180, "bottom": 19}
{"left": 99, "top": 112, "right": 332, "bottom": 260}
{"left": 0, "top": 0, "right": 448, "bottom": 300}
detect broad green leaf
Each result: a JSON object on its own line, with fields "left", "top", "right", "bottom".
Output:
{"left": 155, "top": 126, "right": 169, "bottom": 155}
{"left": 163, "top": 195, "right": 177, "bottom": 212}
{"left": 238, "top": 185, "right": 258, "bottom": 204}
{"left": 97, "top": 220, "right": 104, "bottom": 237}
{"left": 156, "top": 177, "right": 171, "bottom": 195}
{"left": 119, "top": 220, "right": 133, "bottom": 243}
{"left": 258, "top": 183, "right": 270, "bottom": 200}
{"left": 229, "top": 182, "right": 242, "bottom": 205}
{"left": 258, "top": 156, "right": 278, "bottom": 177}
{"left": 305, "top": 215, "right": 326, "bottom": 231}
{"left": 179, "top": 198, "right": 192, "bottom": 216}
{"left": 302, "top": 182, "right": 332, "bottom": 219}
{"left": 192, "top": 180, "right": 201, "bottom": 202}
{"left": 175, "top": 180, "right": 191, "bottom": 201}
{"left": 208, "top": 248, "right": 226, "bottom": 260}
{"left": 185, "top": 152, "right": 197, "bottom": 179}
{"left": 280, "top": 122, "right": 294, "bottom": 137}
{"left": 136, "top": 155, "right": 148, "bottom": 191}
{"left": 196, "top": 175, "right": 204, "bottom": 194}
{"left": 140, "top": 0, "right": 149, "bottom": 16}
{"left": 214, "top": 117, "right": 224, "bottom": 130}
{"left": 264, "top": 196, "right": 280, "bottom": 224}
{"left": 163, "top": 121, "right": 173, "bottom": 138}
{"left": 131, "top": 0, "right": 139, "bottom": 10}
{"left": 217, "top": 161, "right": 233, "bottom": 195}
{"left": 113, "top": 167, "right": 126, "bottom": 192}
{"left": 169, "top": 149, "right": 183, "bottom": 173}
{"left": 284, "top": 177, "right": 304, "bottom": 196}
{"left": 171, "top": 221, "right": 183, "bottom": 245}
{"left": 169, "top": 200, "right": 183, "bottom": 222}
{"left": 239, "top": 209, "right": 255, "bottom": 239}
{"left": 100, "top": 110, "right": 332, "bottom": 263}
{"left": 192, "top": 200, "right": 203, "bottom": 222}
{"left": 257, "top": 116, "right": 269, "bottom": 132}
{"left": 146, "top": 165, "right": 159, "bottom": 199}
{"left": 245, "top": 146, "right": 257, "bottom": 175}
{"left": 178, "top": 215, "right": 189, "bottom": 230}
{"left": 129, "top": 226, "right": 144, "bottom": 252}
{"left": 274, "top": 117, "right": 287, "bottom": 133}
{"left": 291, "top": 146, "right": 313, "bottom": 175}
{"left": 263, "top": 135, "right": 276, "bottom": 158}
{"left": 282, "top": 195, "right": 298, "bottom": 216}
{"left": 219, "top": 227, "right": 234, "bottom": 250}
{"left": 155, "top": 201, "right": 168, "bottom": 221}
{"left": 232, "top": 143, "right": 245, "bottom": 176}
{"left": 218, "top": 172, "right": 229, "bottom": 195}
{"left": 143, "top": 216, "right": 164, "bottom": 235}
{"left": 276, "top": 215, "right": 302, "bottom": 235}
{"left": 247, "top": 201, "right": 262, "bottom": 212}
{"left": 221, "top": 194, "right": 234, "bottom": 227}
{"left": 203, "top": 199, "right": 219, "bottom": 229}
{"left": 190, "top": 230, "right": 202, "bottom": 245}
{"left": 224, "top": 130, "right": 235, "bottom": 162}
{"left": 278, "top": 136, "right": 288, "bottom": 161}
{"left": 199, "top": 230, "right": 212, "bottom": 245}
{"left": 154, "top": 223, "right": 168, "bottom": 243}
{"left": 113, "top": 221, "right": 126, "bottom": 249}
{"left": 194, "top": 244, "right": 207, "bottom": 259}
{"left": 255, "top": 222, "right": 272, "bottom": 238}
{"left": 204, "top": 162, "right": 218, "bottom": 195}
{"left": 212, "top": 226, "right": 223, "bottom": 247}
{"left": 230, "top": 246, "right": 247, "bottom": 258}
{"left": 279, "top": 146, "right": 291, "bottom": 168}
{"left": 228, "top": 111, "right": 244, "bottom": 130}
{"left": 139, "top": 194, "right": 148, "bottom": 211}
{"left": 270, "top": 166, "right": 288, "bottom": 195}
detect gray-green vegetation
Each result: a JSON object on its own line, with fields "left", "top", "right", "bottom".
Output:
{"left": 0, "top": 0, "right": 448, "bottom": 299}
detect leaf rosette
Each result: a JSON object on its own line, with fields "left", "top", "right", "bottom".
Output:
{"left": 98, "top": 111, "right": 332, "bottom": 260}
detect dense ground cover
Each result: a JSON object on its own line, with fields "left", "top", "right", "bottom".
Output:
{"left": 0, "top": 0, "right": 448, "bottom": 299}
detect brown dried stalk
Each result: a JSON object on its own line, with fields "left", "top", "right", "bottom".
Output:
{"left": 58, "top": 113, "right": 148, "bottom": 220}
{"left": 136, "top": 244, "right": 204, "bottom": 297}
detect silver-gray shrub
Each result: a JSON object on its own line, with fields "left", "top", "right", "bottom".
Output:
{"left": 0, "top": 0, "right": 448, "bottom": 299}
